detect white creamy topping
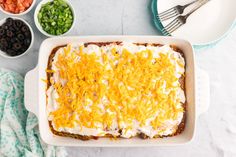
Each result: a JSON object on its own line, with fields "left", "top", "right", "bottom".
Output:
{"left": 47, "top": 42, "right": 186, "bottom": 138}
{"left": 83, "top": 44, "right": 101, "bottom": 56}
{"left": 46, "top": 86, "right": 59, "bottom": 120}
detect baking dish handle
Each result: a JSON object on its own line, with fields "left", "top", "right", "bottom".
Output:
{"left": 24, "top": 66, "right": 38, "bottom": 117}
{"left": 196, "top": 68, "right": 210, "bottom": 116}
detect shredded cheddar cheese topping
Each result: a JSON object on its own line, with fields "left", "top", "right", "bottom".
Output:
{"left": 47, "top": 43, "right": 185, "bottom": 137}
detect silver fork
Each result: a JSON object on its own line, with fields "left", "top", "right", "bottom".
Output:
{"left": 162, "top": 0, "right": 210, "bottom": 35}
{"left": 158, "top": 0, "right": 199, "bottom": 21}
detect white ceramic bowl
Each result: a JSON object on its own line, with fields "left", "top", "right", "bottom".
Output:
{"left": 0, "top": 17, "right": 34, "bottom": 59}
{"left": 25, "top": 36, "right": 210, "bottom": 147}
{"left": 34, "top": 0, "right": 75, "bottom": 37}
{"left": 0, "top": 0, "right": 36, "bottom": 16}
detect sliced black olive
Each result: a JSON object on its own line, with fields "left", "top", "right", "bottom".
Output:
{"left": 9, "top": 27, "right": 15, "bottom": 32}
{"left": 6, "top": 30, "right": 14, "bottom": 37}
{"left": 13, "top": 43, "right": 22, "bottom": 50}
{"left": 3, "top": 24, "right": 8, "bottom": 30}
{"left": 0, "top": 38, "right": 6, "bottom": 42}
{"left": 0, "top": 46, "right": 7, "bottom": 52}
{"left": 7, "top": 49, "right": 18, "bottom": 56}
{"left": 6, "top": 49, "right": 14, "bottom": 54}
{"left": 0, "top": 28, "right": 5, "bottom": 36}
{"left": 5, "top": 37, "right": 11, "bottom": 47}
{"left": 10, "top": 38, "right": 17, "bottom": 43}
{"left": 17, "top": 51, "right": 23, "bottom": 55}
{"left": 15, "top": 20, "right": 23, "bottom": 27}
{"left": 6, "top": 18, "right": 13, "bottom": 26}
{"left": 24, "top": 31, "right": 31, "bottom": 37}
{"left": 17, "top": 34, "right": 24, "bottom": 40}
{"left": 21, "top": 26, "right": 29, "bottom": 32}
{"left": 0, "top": 39, "right": 8, "bottom": 47}
{"left": 14, "top": 37, "right": 21, "bottom": 43}
{"left": 24, "top": 39, "right": 31, "bottom": 46}
{"left": 10, "top": 38, "right": 15, "bottom": 43}
{"left": 15, "top": 31, "right": 21, "bottom": 35}
{"left": 21, "top": 46, "right": 27, "bottom": 52}
{"left": 13, "top": 22, "right": 19, "bottom": 31}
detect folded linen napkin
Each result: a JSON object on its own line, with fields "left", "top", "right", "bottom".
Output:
{"left": 0, "top": 69, "right": 67, "bottom": 157}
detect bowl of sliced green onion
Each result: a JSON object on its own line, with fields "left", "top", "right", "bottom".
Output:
{"left": 34, "top": 0, "right": 75, "bottom": 37}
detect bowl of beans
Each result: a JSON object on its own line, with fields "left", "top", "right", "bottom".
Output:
{"left": 0, "top": 0, "right": 36, "bottom": 16}
{"left": 34, "top": 0, "right": 75, "bottom": 37}
{"left": 0, "top": 17, "right": 34, "bottom": 58}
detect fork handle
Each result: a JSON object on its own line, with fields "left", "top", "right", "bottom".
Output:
{"left": 175, "top": 0, "right": 199, "bottom": 14}
{"left": 185, "top": 0, "right": 210, "bottom": 19}
{"left": 180, "top": 0, "right": 199, "bottom": 13}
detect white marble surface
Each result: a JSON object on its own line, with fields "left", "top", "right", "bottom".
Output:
{"left": 0, "top": 0, "right": 236, "bottom": 156}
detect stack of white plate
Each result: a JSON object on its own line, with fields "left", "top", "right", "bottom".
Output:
{"left": 151, "top": 0, "right": 236, "bottom": 46}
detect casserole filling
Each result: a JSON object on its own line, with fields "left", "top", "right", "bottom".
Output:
{"left": 46, "top": 42, "right": 186, "bottom": 138}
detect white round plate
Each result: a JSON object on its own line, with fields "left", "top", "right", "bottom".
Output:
{"left": 157, "top": 0, "right": 236, "bottom": 45}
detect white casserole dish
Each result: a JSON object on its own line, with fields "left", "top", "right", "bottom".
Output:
{"left": 24, "top": 36, "right": 210, "bottom": 147}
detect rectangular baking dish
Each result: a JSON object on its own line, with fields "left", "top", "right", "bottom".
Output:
{"left": 24, "top": 36, "right": 209, "bottom": 147}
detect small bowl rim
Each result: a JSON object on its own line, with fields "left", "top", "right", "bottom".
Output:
{"left": 0, "top": 17, "right": 34, "bottom": 59}
{"left": 0, "top": 0, "right": 36, "bottom": 16}
{"left": 34, "top": 0, "right": 76, "bottom": 37}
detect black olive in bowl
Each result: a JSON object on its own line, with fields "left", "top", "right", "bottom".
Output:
{"left": 0, "top": 17, "right": 34, "bottom": 59}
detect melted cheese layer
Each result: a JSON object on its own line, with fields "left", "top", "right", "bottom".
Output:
{"left": 46, "top": 42, "right": 186, "bottom": 138}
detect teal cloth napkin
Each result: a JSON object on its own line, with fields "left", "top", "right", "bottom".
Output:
{"left": 0, "top": 69, "right": 67, "bottom": 157}
{"left": 151, "top": 0, "right": 236, "bottom": 51}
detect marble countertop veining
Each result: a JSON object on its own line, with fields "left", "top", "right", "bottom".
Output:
{"left": 0, "top": 0, "right": 236, "bottom": 156}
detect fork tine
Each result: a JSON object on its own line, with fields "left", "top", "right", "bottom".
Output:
{"left": 159, "top": 11, "right": 178, "bottom": 21}
{"left": 166, "top": 21, "right": 180, "bottom": 32}
{"left": 162, "top": 19, "right": 181, "bottom": 35}
{"left": 159, "top": 8, "right": 178, "bottom": 20}
{"left": 162, "top": 29, "right": 171, "bottom": 36}
{"left": 158, "top": 7, "right": 176, "bottom": 17}
{"left": 164, "top": 18, "right": 178, "bottom": 30}
{"left": 164, "top": 22, "right": 182, "bottom": 35}
{"left": 167, "top": 22, "right": 182, "bottom": 33}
